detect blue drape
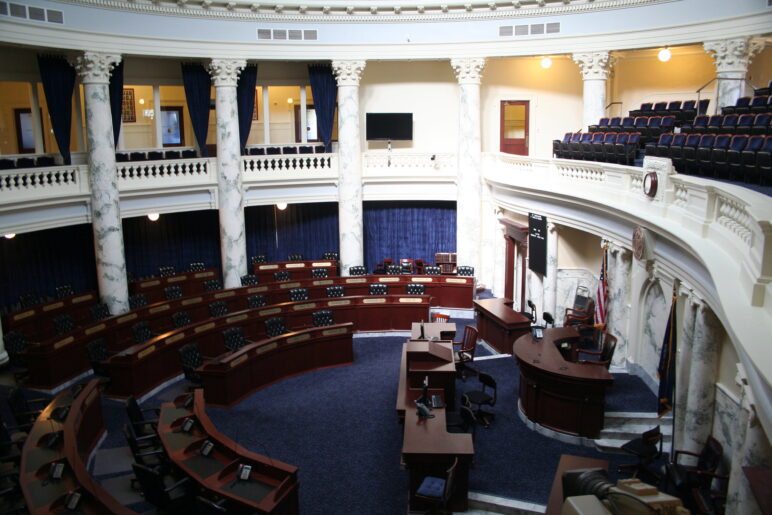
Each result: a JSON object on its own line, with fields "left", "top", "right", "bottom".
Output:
{"left": 0, "top": 224, "right": 97, "bottom": 313}
{"left": 363, "top": 201, "right": 456, "bottom": 273}
{"left": 37, "top": 55, "right": 76, "bottom": 165}
{"left": 236, "top": 64, "right": 257, "bottom": 154}
{"left": 122, "top": 211, "right": 221, "bottom": 280}
{"left": 246, "top": 203, "right": 339, "bottom": 262}
{"left": 108, "top": 60, "right": 124, "bottom": 146}
{"left": 181, "top": 63, "right": 211, "bottom": 157}
{"left": 308, "top": 64, "right": 337, "bottom": 152}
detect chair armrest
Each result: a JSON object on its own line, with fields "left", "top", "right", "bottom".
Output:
{"left": 577, "top": 360, "right": 608, "bottom": 366}
{"left": 201, "top": 355, "right": 218, "bottom": 361}
{"left": 140, "top": 407, "right": 161, "bottom": 416}
{"left": 578, "top": 349, "right": 603, "bottom": 356}
{"left": 673, "top": 449, "right": 702, "bottom": 462}
{"left": 136, "top": 448, "right": 166, "bottom": 458}
{"left": 165, "top": 476, "right": 191, "bottom": 493}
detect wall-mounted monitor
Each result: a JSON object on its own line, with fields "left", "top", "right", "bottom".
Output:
{"left": 366, "top": 113, "right": 413, "bottom": 141}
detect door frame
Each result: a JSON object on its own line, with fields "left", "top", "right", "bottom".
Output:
{"left": 500, "top": 100, "right": 530, "bottom": 156}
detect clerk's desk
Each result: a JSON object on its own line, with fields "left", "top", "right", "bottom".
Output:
{"left": 474, "top": 298, "right": 531, "bottom": 354}
{"left": 410, "top": 322, "right": 457, "bottom": 341}
{"left": 397, "top": 338, "right": 473, "bottom": 511}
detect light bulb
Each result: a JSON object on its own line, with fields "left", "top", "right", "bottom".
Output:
{"left": 658, "top": 48, "right": 672, "bottom": 62}
{"left": 287, "top": 98, "right": 294, "bottom": 104}
{"left": 139, "top": 98, "right": 145, "bottom": 105}
{"left": 540, "top": 57, "right": 552, "bottom": 69}
{"left": 276, "top": 202, "right": 288, "bottom": 210}
{"left": 4, "top": 233, "right": 16, "bottom": 239}
{"left": 147, "top": 213, "right": 160, "bottom": 222}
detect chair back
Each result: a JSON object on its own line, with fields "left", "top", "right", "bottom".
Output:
{"left": 326, "top": 285, "right": 345, "bottom": 297}
{"left": 386, "top": 264, "right": 402, "bottom": 275}
{"left": 288, "top": 288, "right": 309, "bottom": 301}
{"left": 312, "top": 310, "right": 334, "bottom": 327}
{"left": 349, "top": 265, "right": 366, "bottom": 276}
{"left": 250, "top": 254, "right": 267, "bottom": 264}
{"left": 86, "top": 338, "right": 110, "bottom": 364}
{"left": 478, "top": 372, "right": 497, "bottom": 406}
{"left": 460, "top": 326, "right": 478, "bottom": 353}
{"left": 165, "top": 285, "right": 183, "bottom": 300}
{"left": 222, "top": 327, "right": 246, "bottom": 352}
{"left": 179, "top": 343, "right": 203, "bottom": 380}
{"left": 208, "top": 301, "right": 229, "bottom": 318}
{"left": 406, "top": 283, "right": 425, "bottom": 295}
{"left": 132, "top": 321, "right": 153, "bottom": 343}
{"left": 131, "top": 463, "right": 175, "bottom": 507}
{"left": 274, "top": 270, "right": 291, "bottom": 282}
{"left": 203, "top": 279, "right": 222, "bottom": 292}
{"left": 287, "top": 253, "right": 304, "bottom": 261}
{"left": 126, "top": 396, "right": 150, "bottom": 425}
{"left": 322, "top": 252, "right": 339, "bottom": 260}
{"left": 53, "top": 314, "right": 76, "bottom": 335}
{"left": 698, "top": 437, "right": 723, "bottom": 473}
{"left": 129, "top": 293, "right": 148, "bottom": 310}
{"left": 188, "top": 262, "right": 206, "bottom": 272}
{"left": 600, "top": 333, "right": 618, "bottom": 366}
{"left": 55, "top": 284, "right": 74, "bottom": 298}
{"left": 247, "top": 294, "right": 267, "bottom": 308}
{"left": 158, "top": 265, "right": 176, "bottom": 277}
{"left": 311, "top": 267, "right": 328, "bottom": 278}
{"left": 443, "top": 458, "right": 459, "bottom": 500}
{"left": 265, "top": 317, "right": 287, "bottom": 337}
{"left": 457, "top": 266, "right": 474, "bottom": 276}
{"left": 90, "top": 302, "right": 111, "bottom": 321}
{"left": 424, "top": 266, "right": 441, "bottom": 275}
{"left": 369, "top": 283, "right": 388, "bottom": 295}
{"left": 172, "top": 311, "right": 192, "bottom": 328}
{"left": 241, "top": 274, "right": 258, "bottom": 286}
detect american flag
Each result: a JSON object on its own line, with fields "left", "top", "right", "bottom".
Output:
{"left": 595, "top": 246, "right": 608, "bottom": 327}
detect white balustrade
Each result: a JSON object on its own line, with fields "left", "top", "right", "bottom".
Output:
{"left": 0, "top": 164, "right": 88, "bottom": 201}
{"left": 241, "top": 153, "right": 337, "bottom": 175}
{"left": 117, "top": 158, "right": 215, "bottom": 190}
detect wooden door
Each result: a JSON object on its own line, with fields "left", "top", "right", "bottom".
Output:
{"left": 500, "top": 100, "right": 529, "bottom": 155}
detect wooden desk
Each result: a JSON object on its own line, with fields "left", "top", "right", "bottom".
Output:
{"left": 410, "top": 322, "right": 456, "bottom": 341}
{"left": 253, "top": 260, "right": 338, "bottom": 283}
{"left": 158, "top": 390, "right": 299, "bottom": 514}
{"left": 513, "top": 328, "right": 614, "bottom": 438}
{"left": 20, "top": 379, "right": 132, "bottom": 514}
{"left": 131, "top": 269, "right": 220, "bottom": 304}
{"left": 396, "top": 340, "right": 457, "bottom": 418}
{"left": 5, "top": 291, "right": 99, "bottom": 342}
{"left": 545, "top": 454, "right": 609, "bottom": 515}
{"left": 473, "top": 298, "right": 531, "bottom": 354}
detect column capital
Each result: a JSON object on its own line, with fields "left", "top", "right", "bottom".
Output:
{"left": 332, "top": 60, "right": 366, "bottom": 86}
{"left": 704, "top": 37, "right": 765, "bottom": 75}
{"left": 547, "top": 221, "right": 558, "bottom": 233}
{"left": 73, "top": 52, "right": 121, "bottom": 84}
{"left": 450, "top": 57, "right": 486, "bottom": 85}
{"left": 209, "top": 59, "right": 246, "bottom": 87}
{"left": 572, "top": 51, "right": 614, "bottom": 80}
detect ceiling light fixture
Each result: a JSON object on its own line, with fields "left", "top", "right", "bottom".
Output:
{"left": 4, "top": 233, "right": 16, "bottom": 239}
{"left": 147, "top": 212, "right": 160, "bottom": 222}
{"left": 540, "top": 56, "right": 553, "bottom": 69}
{"left": 276, "top": 202, "right": 288, "bottom": 210}
{"left": 658, "top": 47, "right": 672, "bottom": 62}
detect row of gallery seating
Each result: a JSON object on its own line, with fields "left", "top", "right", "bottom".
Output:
{"left": 721, "top": 93, "right": 772, "bottom": 114}
{"left": 115, "top": 149, "right": 197, "bottom": 162}
{"left": 680, "top": 113, "right": 771, "bottom": 135}
{"left": 0, "top": 155, "right": 57, "bottom": 170}
{"left": 553, "top": 132, "right": 641, "bottom": 165}
{"left": 245, "top": 144, "right": 328, "bottom": 155}
{"left": 627, "top": 98, "right": 709, "bottom": 122}
{"left": 588, "top": 116, "right": 676, "bottom": 144}
{"left": 645, "top": 133, "right": 772, "bottom": 184}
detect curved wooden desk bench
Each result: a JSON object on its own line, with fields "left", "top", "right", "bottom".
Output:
{"left": 105, "top": 295, "right": 429, "bottom": 398}
{"left": 513, "top": 327, "right": 614, "bottom": 438}
{"left": 199, "top": 323, "right": 354, "bottom": 407}
{"left": 252, "top": 259, "right": 338, "bottom": 284}
{"left": 158, "top": 390, "right": 299, "bottom": 514}
{"left": 130, "top": 268, "right": 220, "bottom": 304}
{"left": 20, "top": 379, "right": 132, "bottom": 514}
{"left": 5, "top": 290, "right": 99, "bottom": 342}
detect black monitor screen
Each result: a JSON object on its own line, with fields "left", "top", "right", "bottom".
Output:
{"left": 366, "top": 113, "right": 413, "bottom": 141}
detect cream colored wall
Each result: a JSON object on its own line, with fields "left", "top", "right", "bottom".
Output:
{"left": 359, "top": 61, "right": 459, "bottom": 153}
{"left": 482, "top": 56, "right": 584, "bottom": 158}
{"left": 749, "top": 46, "right": 772, "bottom": 90}
{"left": 610, "top": 46, "right": 717, "bottom": 117}
{"left": 557, "top": 225, "right": 602, "bottom": 271}
{"left": 0, "top": 81, "right": 65, "bottom": 155}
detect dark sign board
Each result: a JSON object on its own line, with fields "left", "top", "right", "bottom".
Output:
{"left": 528, "top": 213, "right": 547, "bottom": 276}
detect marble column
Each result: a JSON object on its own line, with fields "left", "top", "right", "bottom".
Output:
{"left": 332, "top": 60, "right": 366, "bottom": 276}
{"left": 153, "top": 84, "right": 163, "bottom": 148}
{"left": 543, "top": 222, "right": 558, "bottom": 321}
{"left": 606, "top": 242, "right": 632, "bottom": 367}
{"left": 527, "top": 269, "right": 544, "bottom": 323}
{"left": 704, "top": 37, "right": 765, "bottom": 111}
{"left": 726, "top": 364, "right": 771, "bottom": 515}
{"left": 673, "top": 289, "right": 698, "bottom": 452}
{"left": 28, "top": 82, "right": 45, "bottom": 154}
{"left": 209, "top": 59, "right": 247, "bottom": 289}
{"left": 682, "top": 302, "right": 722, "bottom": 455}
{"left": 451, "top": 58, "right": 485, "bottom": 275}
{"left": 571, "top": 52, "right": 613, "bottom": 131}
{"left": 0, "top": 316, "right": 8, "bottom": 366}
{"left": 74, "top": 52, "right": 129, "bottom": 314}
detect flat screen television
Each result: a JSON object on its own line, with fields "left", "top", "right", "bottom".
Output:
{"left": 366, "top": 113, "right": 413, "bottom": 141}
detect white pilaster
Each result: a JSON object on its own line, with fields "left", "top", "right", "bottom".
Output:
{"left": 262, "top": 85, "right": 270, "bottom": 144}
{"left": 673, "top": 287, "right": 698, "bottom": 452}
{"left": 451, "top": 57, "right": 485, "bottom": 275}
{"left": 543, "top": 222, "right": 558, "bottom": 321}
{"left": 209, "top": 59, "right": 247, "bottom": 289}
{"left": 74, "top": 51, "right": 129, "bottom": 314}
{"left": 704, "top": 37, "right": 765, "bottom": 111}
{"left": 300, "top": 86, "right": 308, "bottom": 143}
{"left": 332, "top": 60, "right": 366, "bottom": 276}
{"left": 571, "top": 52, "right": 613, "bottom": 131}
{"left": 153, "top": 84, "right": 163, "bottom": 148}
{"left": 606, "top": 242, "right": 632, "bottom": 366}
{"left": 492, "top": 217, "right": 506, "bottom": 299}
{"left": 28, "top": 82, "right": 45, "bottom": 154}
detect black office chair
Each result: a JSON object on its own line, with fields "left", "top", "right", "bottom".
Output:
{"left": 386, "top": 264, "right": 402, "bottom": 275}
{"left": 289, "top": 288, "right": 309, "bottom": 301}
{"left": 287, "top": 253, "right": 304, "bottom": 261}
{"left": 86, "top": 338, "right": 115, "bottom": 378}
{"left": 4, "top": 331, "right": 31, "bottom": 384}
{"left": 164, "top": 285, "right": 183, "bottom": 300}
{"left": 322, "top": 252, "right": 339, "bottom": 260}
{"left": 326, "top": 285, "right": 345, "bottom": 297}
{"left": 274, "top": 270, "right": 291, "bottom": 282}
{"left": 208, "top": 301, "right": 229, "bottom": 318}
{"left": 466, "top": 372, "right": 497, "bottom": 428}
{"left": 123, "top": 423, "right": 167, "bottom": 470}
{"left": 222, "top": 327, "right": 246, "bottom": 352}
{"left": 245, "top": 294, "right": 266, "bottom": 308}
{"left": 250, "top": 254, "right": 267, "bottom": 265}
{"left": 265, "top": 317, "right": 288, "bottom": 338}
{"left": 132, "top": 321, "right": 155, "bottom": 343}
{"left": 543, "top": 312, "right": 555, "bottom": 328}
{"left": 456, "top": 266, "right": 474, "bottom": 276}
{"left": 126, "top": 396, "right": 159, "bottom": 437}
{"left": 171, "top": 311, "right": 193, "bottom": 328}
{"left": 414, "top": 457, "right": 458, "bottom": 514}
{"left": 90, "top": 302, "right": 111, "bottom": 321}
{"left": 406, "top": 283, "right": 425, "bottom": 295}
{"left": 349, "top": 266, "right": 366, "bottom": 276}
{"left": 312, "top": 310, "right": 334, "bottom": 327}
{"left": 54, "top": 284, "right": 74, "bottom": 298}
{"left": 446, "top": 406, "right": 477, "bottom": 441}
{"left": 195, "top": 496, "right": 228, "bottom": 514}
{"left": 129, "top": 293, "right": 148, "bottom": 310}
{"left": 18, "top": 293, "right": 41, "bottom": 308}
{"left": 424, "top": 266, "right": 442, "bottom": 275}
{"left": 241, "top": 273, "right": 258, "bottom": 286}
{"left": 369, "top": 283, "right": 388, "bottom": 295}
{"left": 7, "top": 388, "right": 49, "bottom": 427}
{"left": 311, "top": 267, "right": 328, "bottom": 278}
{"left": 178, "top": 343, "right": 206, "bottom": 389}
{"left": 203, "top": 279, "right": 222, "bottom": 292}
{"left": 188, "top": 262, "right": 206, "bottom": 272}
{"left": 617, "top": 426, "right": 664, "bottom": 480}
{"left": 131, "top": 463, "right": 194, "bottom": 511}
{"left": 158, "top": 265, "right": 176, "bottom": 277}
{"left": 53, "top": 314, "right": 75, "bottom": 335}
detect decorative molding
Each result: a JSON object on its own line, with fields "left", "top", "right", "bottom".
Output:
{"left": 450, "top": 57, "right": 486, "bottom": 84}
{"left": 48, "top": 0, "right": 675, "bottom": 23}
{"left": 704, "top": 36, "right": 766, "bottom": 75}
{"left": 72, "top": 51, "right": 121, "bottom": 84}
{"left": 571, "top": 51, "right": 614, "bottom": 80}
{"left": 208, "top": 58, "right": 246, "bottom": 86}
{"left": 331, "top": 60, "right": 366, "bottom": 86}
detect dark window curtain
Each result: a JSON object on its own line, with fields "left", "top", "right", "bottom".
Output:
{"left": 363, "top": 201, "right": 456, "bottom": 273}
{"left": 37, "top": 55, "right": 76, "bottom": 164}
{"left": 308, "top": 64, "right": 338, "bottom": 152}
{"left": 246, "top": 203, "right": 339, "bottom": 262}
{"left": 236, "top": 64, "right": 258, "bottom": 154}
{"left": 181, "top": 63, "right": 211, "bottom": 157}
{"left": 108, "top": 60, "right": 125, "bottom": 146}
{"left": 0, "top": 224, "right": 97, "bottom": 313}
{"left": 122, "top": 211, "right": 221, "bottom": 280}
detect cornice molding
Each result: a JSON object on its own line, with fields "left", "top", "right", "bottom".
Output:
{"left": 51, "top": 0, "right": 674, "bottom": 23}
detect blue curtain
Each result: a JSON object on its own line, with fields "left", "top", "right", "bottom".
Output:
{"left": 363, "top": 201, "right": 456, "bottom": 273}
{"left": 108, "top": 60, "right": 124, "bottom": 146}
{"left": 0, "top": 224, "right": 97, "bottom": 313}
{"left": 246, "top": 203, "right": 339, "bottom": 262}
{"left": 122, "top": 210, "right": 221, "bottom": 280}
{"left": 308, "top": 64, "right": 337, "bottom": 152}
{"left": 37, "top": 55, "right": 76, "bottom": 165}
{"left": 181, "top": 63, "right": 211, "bottom": 157}
{"left": 236, "top": 64, "right": 257, "bottom": 154}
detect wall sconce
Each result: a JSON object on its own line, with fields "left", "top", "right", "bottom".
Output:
{"left": 658, "top": 47, "right": 672, "bottom": 62}
{"left": 147, "top": 213, "right": 160, "bottom": 222}
{"left": 540, "top": 56, "right": 553, "bottom": 69}
{"left": 276, "top": 202, "right": 288, "bottom": 210}
{"left": 4, "top": 233, "right": 16, "bottom": 239}
{"left": 139, "top": 98, "right": 145, "bottom": 105}
{"left": 287, "top": 98, "right": 294, "bottom": 104}
{"left": 143, "top": 109, "right": 155, "bottom": 119}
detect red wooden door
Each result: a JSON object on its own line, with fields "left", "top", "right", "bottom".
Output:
{"left": 500, "top": 100, "right": 529, "bottom": 155}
